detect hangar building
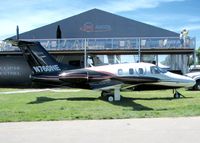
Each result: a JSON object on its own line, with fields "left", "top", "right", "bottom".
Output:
{"left": 0, "top": 9, "right": 196, "bottom": 86}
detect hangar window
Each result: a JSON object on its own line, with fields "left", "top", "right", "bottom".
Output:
{"left": 129, "top": 68, "right": 134, "bottom": 75}
{"left": 118, "top": 69, "right": 123, "bottom": 75}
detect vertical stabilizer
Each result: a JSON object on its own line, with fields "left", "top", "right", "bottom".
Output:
{"left": 17, "top": 41, "right": 62, "bottom": 74}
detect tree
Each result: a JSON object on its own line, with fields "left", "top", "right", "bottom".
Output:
{"left": 56, "top": 25, "right": 62, "bottom": 39}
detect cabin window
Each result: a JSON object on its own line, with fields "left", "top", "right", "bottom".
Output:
{"left": 118, "top": 69, "right": 123, "bottom": 75}
{"left": 129, "top": 68, "right": 134, "bottom": 75}
{"left": 138, "top": 68, "right": 144, "bottom": 75}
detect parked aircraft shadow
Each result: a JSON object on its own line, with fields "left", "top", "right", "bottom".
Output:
{"left": 111, "top": 96, "right": 192, "bottom": 111}
{"left": 28, "top": 96, "right": 97, "bottom": 104}
{"left": 28, "top": 95, "right": 191, "bottom": 111}
{"left": 106, "top": 97, "right": 154, "bottom": 111}
{"left": 28, "top": 96, "right": 154, "bottom": 111}
{"left": 129, "top": 96, "right": 192, "bottom": 101}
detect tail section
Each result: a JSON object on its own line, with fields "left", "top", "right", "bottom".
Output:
{"left": 15, "top": 41, "right": 62, "bottom": 74}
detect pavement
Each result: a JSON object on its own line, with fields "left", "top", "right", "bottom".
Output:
{"left": 0, "top": 117, "right": 200, "bottom": 143}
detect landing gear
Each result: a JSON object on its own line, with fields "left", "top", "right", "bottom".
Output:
{"left": 101, "top": 87, "right": 121, "bottom": 102}
{"left": 101, "top": 91, "right": 114, "bottom": 102}
{"left": 107, "top": 95, "right": 114, "bottom": 102}
{"left": 173, "top": 89, "right": 185, "bottom": 99}
{"left": 194, "top": 80, "right": 200, "bottom": 90}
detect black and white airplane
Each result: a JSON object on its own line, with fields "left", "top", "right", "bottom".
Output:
{"left": 7, "top": 40, "right": 195, "bottom": 102}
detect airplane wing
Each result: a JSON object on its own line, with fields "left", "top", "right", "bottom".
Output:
{"left": 88, "top": 79, "right": 123, "bottom": 90}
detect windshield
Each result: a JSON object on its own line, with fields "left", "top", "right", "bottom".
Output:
{"left": 189, "top": 69, "right": 200, "bottom": 72}
{"left": 150, "top": 66, "right": 167, "bottom": 74}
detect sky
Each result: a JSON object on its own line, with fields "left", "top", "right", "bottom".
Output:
{"left": 0, "top": 0, "right": 200, "bottom": 47}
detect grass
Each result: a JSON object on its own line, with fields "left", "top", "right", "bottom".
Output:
{"left": 0, "top": 88, "right": 200, "bottom": 122}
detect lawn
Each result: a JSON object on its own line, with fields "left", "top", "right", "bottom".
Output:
{"left": 0, "top": 88, "right": 200, "bottom": 122}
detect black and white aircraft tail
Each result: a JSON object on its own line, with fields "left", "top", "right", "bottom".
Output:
{"left": 9, "top": 40, "right": 69, "bottom": 86}
{"left": 16, "top": 41, "right": 62, "bottom": 75}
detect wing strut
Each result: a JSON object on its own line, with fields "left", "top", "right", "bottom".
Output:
{"left": 114, "top": 86, "right": 121, "bottom": 101}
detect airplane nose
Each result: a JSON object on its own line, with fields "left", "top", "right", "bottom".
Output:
{"left": 166, "top": 72, "right": 196, "bottom": 88}
{"left": 184, "top": 77, "right": 196, "bottom": 88}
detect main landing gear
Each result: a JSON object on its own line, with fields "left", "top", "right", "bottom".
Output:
{"left": 173, "top": 89, "right": 185, "bottom": 99}
{"left": 101, "top": 88, "right": 185, "bottom": 101}
{"left": 101, "top": 87, "right": 121, "bottom": 102}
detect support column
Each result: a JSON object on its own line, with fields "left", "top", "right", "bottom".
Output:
{"left": 84, "top": 38, "right": 87, "bottom": 68}
{"left": 138, "top": 38, "right": 141, "bottom": 62}
{"left": 114, "top": 86, "right": 121, "bottom": 101}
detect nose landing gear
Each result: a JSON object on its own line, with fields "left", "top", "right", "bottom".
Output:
{"left": 173, "top": 89, "right": 185, "bottom": 99}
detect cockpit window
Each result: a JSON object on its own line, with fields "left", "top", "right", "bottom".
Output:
{"left": 150, "top": 66, "right": 160, "bottom": 74}
{"left": 150, "top": 66, "right": 167, "bottom": 74}
{"left": 159, "top": 67, "right": 167, "bottom": 73}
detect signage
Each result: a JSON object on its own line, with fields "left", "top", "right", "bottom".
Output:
{"left": 80, "top": 22, "right": 111, "bottom": 32}
{"left": 33, "top": 65, "right": 61, "bottom": 73}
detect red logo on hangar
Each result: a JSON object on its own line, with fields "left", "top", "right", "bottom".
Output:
{"left": 80, "top": 22, "right": 111, "bottom": 32}
{"left": 80, "top": 22, "right": 95, "bottom": 32}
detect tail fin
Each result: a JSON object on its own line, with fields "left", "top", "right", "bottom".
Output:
{"left": 16, "top": 40, "right": 62, "bottom": 74}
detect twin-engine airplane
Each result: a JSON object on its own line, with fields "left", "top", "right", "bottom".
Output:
{"left": 7, "top": 40, "right": 195, "bottom": 102}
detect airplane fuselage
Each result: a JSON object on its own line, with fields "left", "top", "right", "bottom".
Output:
{"left": 58, "top": 62, "right": 195, "bottom": 90}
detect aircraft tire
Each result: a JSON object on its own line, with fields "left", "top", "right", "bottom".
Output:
{"left": 174, "top": 92, "right": 180, "bottom": 99}
{"left": 107, "top": 95, "right": 114, "bottom": 102}
{"left": 195, "top": 80, "right": 200, "bottom": 90}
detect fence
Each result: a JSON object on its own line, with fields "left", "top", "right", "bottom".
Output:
{"left": 0, "top": 37, "right": 196, "bottom": 52}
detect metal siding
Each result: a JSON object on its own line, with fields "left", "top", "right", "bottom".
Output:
{"left": 11, "top": 9, "right": 179, "bottom": 39}
{"left": 0, "top": 56, "right": 32, "bottom": 86}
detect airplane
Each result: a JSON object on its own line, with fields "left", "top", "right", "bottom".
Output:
{"left": 5, "top": 40, "right": 195, "bottom": 102}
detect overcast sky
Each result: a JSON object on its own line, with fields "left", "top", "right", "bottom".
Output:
{"left": 0, "top": 0, "right": 199, "bottom": 47}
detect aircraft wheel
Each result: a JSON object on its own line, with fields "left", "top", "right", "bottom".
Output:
{"left": 195, "top": 80, "right": 200, "bottom": 90}
{"left": 174, "top": 92, "right": 181, "bottom": 99}
{"left": 107, "top": 95, "right": 114, "bottom": 102}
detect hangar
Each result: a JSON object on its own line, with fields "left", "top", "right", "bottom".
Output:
{"left": 0, "top": 9, "right": 196, "bottom": 86}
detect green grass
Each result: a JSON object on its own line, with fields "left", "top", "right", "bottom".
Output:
{"left": 0, "top": 88, "right": 200, "bottom": 122}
